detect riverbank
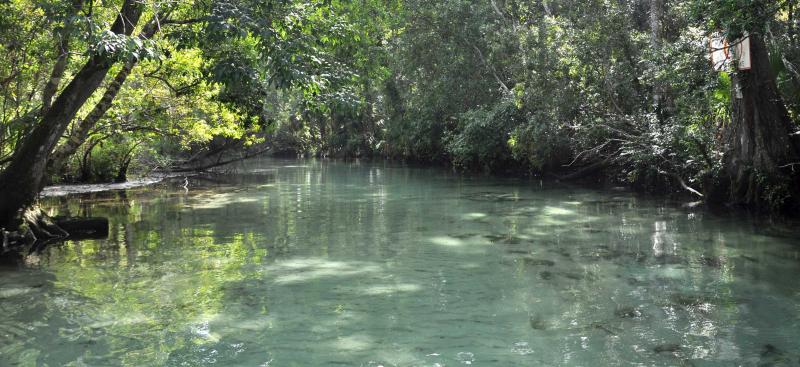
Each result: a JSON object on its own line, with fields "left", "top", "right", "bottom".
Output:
{"left": 39, "top": 154, "right": 797, "bottom": 219}
{"left": 40, "top": 173, "right": 190, "bottom": 197}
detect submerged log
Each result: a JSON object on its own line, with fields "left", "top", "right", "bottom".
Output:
{"left": 54, "top": 217, "right": 109, "bottom": 240}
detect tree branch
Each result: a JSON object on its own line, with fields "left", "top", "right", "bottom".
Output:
{"left": 162, "top": 17, "right": 210, "bottom": 25}
{"left": 472, "top": 44, "right": 511, "bottom": 95}
{"left": 172, "top": 146, "right": 272, "bottom": 172}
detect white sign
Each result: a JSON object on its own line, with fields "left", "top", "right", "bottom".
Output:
{"left": 709, "top": 33, "right": 751, "bottom": 71}
{"left": 734, "top": 36, "right": 751, "bottom": 70}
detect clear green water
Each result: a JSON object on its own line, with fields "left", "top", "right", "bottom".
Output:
{"left": 1, "top": 158, "right": 800, "bottom": 366}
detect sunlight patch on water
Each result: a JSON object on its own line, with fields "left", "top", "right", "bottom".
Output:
{"left": 655, "top": 266, "right": 687, "bottom": 280}
{"left": 532, "top": 216, "right": 570, "bottom": 226}
{"left": 512, "top": 341, "right": 535, "bottom": 355}
{"left": 334, "top": 334, "right": 373, "bottom": 351}
{"left": 429, "top": 236, "right": 464, "bottom": 247}
{"left": 360, "top": 283, "right": 422, "bottom": 295}
{"left": 230, "top": 316, "right": 274, "bottom": 331}
{"left": 186, "top": 192, "right": 261, "bottom": 209}
{"left": 88, "top": 313, "right": 150, "bottom": 330}
{"left": 0, "top": 287, "right": 37, "bottom": 299}
{"left": 270, "top": 258, "right": 382, "bottom": 284}
{"left": 462, "top": 212, "right": 488, "bottom": 220}
{"left": 525, "top": 229, "right": 550, "bottom": 236}
{"left": 572, "top": 215, "right": 602, "bottom": 224}
{"left": 542, "top": 206, "right": 576, "bottom": 216}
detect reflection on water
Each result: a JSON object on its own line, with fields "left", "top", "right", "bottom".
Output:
{"left": 1, "top": 158, "right": 800, "bottom": 366}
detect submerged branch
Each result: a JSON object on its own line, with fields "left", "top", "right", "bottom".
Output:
{"left": 551, "top": 158, "right": 610, "bottom": 181}
{"left": 565, "top": 141, "right": 611, "bottom": 167}
{"left": 659, "top": 169, "right": 704, "bottom": 198}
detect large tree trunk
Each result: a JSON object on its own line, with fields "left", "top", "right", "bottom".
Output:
{"left": 649, "top": 0, "right": 663, "bottom": 48}
{"left": 0, "top": 0, "right": 143, "bottom": 228}
{"left": 721, "top": 34, "right": 800, "bottom": 210}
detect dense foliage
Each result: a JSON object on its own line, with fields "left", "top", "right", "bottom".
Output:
{"left": 0, "top": 0, "right": 363, "bottom": 181}
{"left": 262, "top": 0, "right": 800, "bottom": 210}
{"left": 1, "top": 0, "right": 799, "bottom": 216}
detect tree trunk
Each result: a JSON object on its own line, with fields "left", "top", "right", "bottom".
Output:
{"left": 47, "top": 61, "right": 136, "bottom": 177}
{"left": 41, "top": 38, "right": 71, "bottom": 114}
{"left": 790, "top": 0, "right": 797, "bottom": 50}
{"left": 649, "top": 0, "right": 672, "bottom": 121}
{"left": 114, "top": 143, "right": 140, "bottom": 183}
{"left": 41, "top": 0, "right": 85, "bottom": 114}
{"left": 79, "top": 138, "right": 103, "bottom": 182}
{"left": 0, "top": 0, "right": 143, "bottom": 228}
{"left": 649, "top": 0, "right": 663, "bottom": 48}
{"left": 47, "top": 19, "right": 160, "bottom": 178}
{"left": 721, "top": 34, "right": 800, "bottom": 210}
{"left": 115, "top": 158, "right": 131, "bottom": 183}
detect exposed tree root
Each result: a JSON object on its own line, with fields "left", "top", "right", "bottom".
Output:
{"left": 1, "top": 227, "right": 30, "bottom": 253}
{"left": 23, "top": 207, "right": 69, "bottom": 240}
{"left": 1, "top": 206, "right": 108, "bottom": 255}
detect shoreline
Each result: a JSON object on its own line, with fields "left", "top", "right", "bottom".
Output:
{"left": 40, "top": 173, "right": 184, "bottom": 197}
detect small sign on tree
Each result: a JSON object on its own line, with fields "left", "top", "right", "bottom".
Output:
{"left": 710, "top": 33, "right": 751, "bottom": 71}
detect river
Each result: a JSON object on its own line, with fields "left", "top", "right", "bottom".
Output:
{"left": 1, "top": 158, "right": 799, "bottom": 366}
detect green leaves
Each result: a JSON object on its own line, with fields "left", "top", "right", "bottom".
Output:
{"left": 89, "top": 30, "right": 160, "bottom": 61}
{"left": 691, "top": 0, "right": 779, "bottom": 39}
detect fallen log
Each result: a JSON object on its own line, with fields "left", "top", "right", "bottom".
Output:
{"left": 54, "top": 217, "right": 109, "bottom": 240}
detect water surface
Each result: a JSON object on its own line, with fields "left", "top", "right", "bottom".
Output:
{"left": 1, "top": 158, "right": 799, "bottom": 366}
